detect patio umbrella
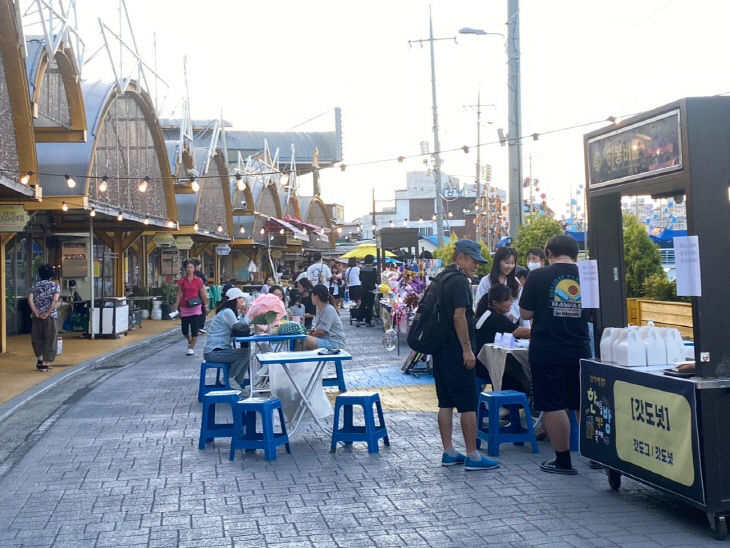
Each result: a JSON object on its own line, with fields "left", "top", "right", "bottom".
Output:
{"left": 340, "top": 244, "right": 396, "bottom": 259}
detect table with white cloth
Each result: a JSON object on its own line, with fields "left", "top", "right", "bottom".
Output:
{"left": 233, "top": 333, "right": 307, "bottom": 398}
{"left": 477, "top": 344, "right": 531, "bottom": 393}
{"left": 256, "top": 350, "right": 353, "bottom": 435}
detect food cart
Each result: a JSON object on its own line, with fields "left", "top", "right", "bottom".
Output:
{"left": 581, "top": 97, "right": 730, "bottom": 539}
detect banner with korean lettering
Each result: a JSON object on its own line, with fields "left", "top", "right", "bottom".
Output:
{"left": 580, "top": 359, "right": 703, "bottom": 505}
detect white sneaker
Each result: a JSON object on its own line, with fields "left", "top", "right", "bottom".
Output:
{"left": 186, "top": 348, "right": 194, "bottom": 356}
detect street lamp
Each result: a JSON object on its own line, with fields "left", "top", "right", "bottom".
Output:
{"left": 459, "top": 3, "right": 523, "bottom": 239}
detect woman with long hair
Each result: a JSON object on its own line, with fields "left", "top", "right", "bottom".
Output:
{"left": 203, "top": 288, "right": 251, "bottom": 390}
{"left": 296, "top": 277, "right": 316, "bottom": 329}
{"left": 344, "top": 257, "right": 361, "bottom": 309}
{"left": 474, "top": 247, "right": 523, "bottom": 323}
{"left": 172, "top": 259, "right": 209, "bottom": 356}
{"left": 304, "top": 284, "right": 345, "bottom": 350}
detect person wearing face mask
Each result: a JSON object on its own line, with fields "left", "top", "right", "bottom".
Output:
{"left": 526, "top": 248, "right": 546, "bottom": 272}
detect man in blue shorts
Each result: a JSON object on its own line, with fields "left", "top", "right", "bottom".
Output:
{"left": 519, "top": 235, "right": 591, "bottom": 474}
{"left": 434, "top": 239, "right": 500, "bottom": 471}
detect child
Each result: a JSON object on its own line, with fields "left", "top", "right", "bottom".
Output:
{"left": 288, "top": 289, "right": 305, "bottom": 323}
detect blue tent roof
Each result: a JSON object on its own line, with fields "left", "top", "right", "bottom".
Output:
{"left": 650, "top": 229, "right": 687, "bottom": 248}
{"left": 565, "top": 231, "right": 586, "bottom": 242}
{"left": 496, "top": 236, "right": 512, "bottom": 248}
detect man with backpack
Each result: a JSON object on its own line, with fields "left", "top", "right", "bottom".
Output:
{"left": 305, "top": 252, "right": 332, "bottom": 286}
{"left": 428, "top": 239, "right": 500, "bottom": 471}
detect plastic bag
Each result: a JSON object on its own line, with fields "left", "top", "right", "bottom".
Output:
{"left": 269, "top": 361, "right": 333, "bottom": 422}
{"left": 382, "top": 329, "right": 398, "bottom": 351}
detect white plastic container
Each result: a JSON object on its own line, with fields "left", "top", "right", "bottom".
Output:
{"left": 600, "top": 327, "right": 617, "bottom": 363}
{"left": 613, "top": 328, "right": 646, "bottom": 366}
{"left": 56, "top": 336, "right": 63, "bottom": 356}
{"left": 640, "top": 326, "right": 667, "bottom": 365}
{"left": 150, "top": 309, "right": 162, "bottom": 320}
{"left": 663, "top": 328, "right": 686, "bottom": 364}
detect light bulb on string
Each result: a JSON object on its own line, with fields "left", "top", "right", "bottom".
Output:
{"left": 236, "top": 174, "right": 245, "bottom": 191}
{"left": 143, "top": 216, "right": 150, "bottom": 225}
{"left": 20, "top": 171, "right": 32, "bottom": 185}
{"left": 402, "top": 219, "right": 408, "bottom": 227}
{"left": 193, "top": 220, "right": 199, "bottom": 231}
{"left": 138, "top": 176, "right": 149, "bottom": 193}
{"left": 239, "top": 225, "right": 245, "bottom": 234}
{"left": 117, "top": 212, "right": 123, "bottom": 221}
{"left": 65, "top": 174, "right": 76, "bottom": 189}
{"left": 89, "top": 207, "right": 96, "bottom": 217}
{"left": 448, "top": 211, "right": 453, "bottom": 218}
{"left": 303, "top": 229, "right": 308, "bottom": 235}
{"left": 61, "top": 201, "right": 68, "bottom": 212}
{"left": 98, "top": 176, "right": 108, "bottom": 192}
{"left": 260, "top": 228, "right": 265, "bottom": 235}
{"left": 190, "top": 177, "right": 199, "bottom": 192}
{"left": 389, "top": 220, "right": 394, "bottom": 227}
{"left": 217, "top": 224, "right": 224, "bottom": 233}
{"left": 279, "top": 228, "right": 285, "bottom": 235}
{"left": 166, "top": 219, "right": 175, "bottom": 228}
{"left": 431, "top": 214, "right": 436, "bottom": 221}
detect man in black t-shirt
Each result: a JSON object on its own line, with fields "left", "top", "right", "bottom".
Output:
{"left": 519, "top": 235, "right": 590, "bottom": 475}
{"left": 356, "top": 255, "right": 377, "bottom": 326}
{"left": 435, "top": 239, "right": 500, "bottom": 471}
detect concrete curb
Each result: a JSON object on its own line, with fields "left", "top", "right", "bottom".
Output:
{"left": 0, "top": 327, "right": 178, "bottom": 423}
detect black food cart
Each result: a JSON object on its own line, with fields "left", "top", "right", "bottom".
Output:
{"left": 582, "top": 97, "right": 730, "bottom": 539}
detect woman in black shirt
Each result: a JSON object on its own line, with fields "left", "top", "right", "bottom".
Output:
{"left": 475, "top": 284, "right": 530, "bottom": 383}
{"left": 296, "top": 278, "right": 316, "bottom": 329}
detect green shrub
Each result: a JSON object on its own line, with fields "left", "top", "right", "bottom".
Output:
{"left": 433, "top": 233, "right": 492, "bottom": 276}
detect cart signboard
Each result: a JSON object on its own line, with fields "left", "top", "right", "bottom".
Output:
{"left": 0, "top": 205, "right": 29, "bottom": 231}
{"left": 587, "top": 110, "right": 682, "bottom": 190}
{"left": 580, "top": 360, "right": 704, "bottom": 505}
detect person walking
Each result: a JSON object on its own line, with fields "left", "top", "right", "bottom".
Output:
{"left": 344, "top": 257, "right": 361, "bottom": 309}
{"left": 172, "top": 260, "right": 209, "bottom": 356}
{"left": 356, "top": 254, "right": 377, "bottom": 326}
{"left": 519, "top": 235, "right": 591, "bottom": 475}
{"left": 203, "top": 288, "right": 251, "bottom": 391}
{"left": 28, "top": 264, "right": 60, "bottom": 372}
{"left": 434, "top": 240, "right": 500, "bottom": 471}
{"left": 305, "top": 252, "right": 332, "bottom": 285}
{"left": 192, "top": 259, "right": 208, "bottom": 334}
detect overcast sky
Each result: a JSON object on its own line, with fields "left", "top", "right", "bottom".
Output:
{"left": 24, "top": 0, "right": 730, "bottom": 222}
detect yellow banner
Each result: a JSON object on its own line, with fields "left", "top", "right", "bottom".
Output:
{"left": 615, "top": 380, "right": 694, "bottom": 486}
{"left": 0, "top": 205, "right": 30, "bottom": 232}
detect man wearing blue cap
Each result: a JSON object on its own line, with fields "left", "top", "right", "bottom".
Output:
{"left": 435, "top": 239, "right": 500, "bottom": 471}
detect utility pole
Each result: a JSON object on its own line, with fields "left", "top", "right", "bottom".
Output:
{"left": 409, "top": 8, "right": 455, "bottom": 247}
{"left": 371, "top": 188, "right": 376, "bottom": 238}
{"left": 507, "top": 0, "right": 523, "bottom": 238}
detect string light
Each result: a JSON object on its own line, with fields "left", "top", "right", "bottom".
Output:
{"left": 61, "top": 201, "right": 68, "bottom": 212}
{"left": 260, "top": 228, "right": 265, "bottom": 235}
{"left": 217, "top": 223, "right": 224, "bottom": 233}
{"left": 389, "top": 220, "right": 394, "bottom": 227}
{"left": 236, "top": 174, "right": 245, "bottom": 191}
{"left": 65, "top": 174, "right": 76, "bottom": 189}
{"left": 402, "top": 218, "right": 408, "bottom": 227}
{"left": 20, "top": 171, "right": 32, "bottom": 185}
{"left": 144, "top": 216, "right": 150, "bottom": 225}
{"left": 117, "top": 211, "right": 123, "bottom": 221}
{"left": 336, "top": 227, "right": 342, "bottom": 234}
{"left": 418, "top": 217, "right": 423, "bottom": 223}
{"left": 302, "top": 229, "right": 308, "bottom": 235}
{"left": 431, "top": 214, "right": 436, "bottom": 221}
{"left": 166, "top": 219, "right": 175, "bottom": 228}
{"left": 239, "top": 225, "right": 245, "bottom": 234}
{"left": 138, "top": 176, "right": 149, "bottom": 193}
{"left": 98, "top": 176, "right": 108, "bottom": 192}
{"left": 371, "top": 224, "right": 376, "bottom": 231}
{"left": 190, "top": 176, "right": 199, "bottom": 192}
{"left": 89, "top": 207, "right": 96, "bottom": 217}
{"left": 448, "top": 211, "right": 453, "bottom": 218}
{"left": 279, "top": 228, "right": 285, "bottom": 234}
{"left": 193, "top": 220, "right": 199, "bottom": 231}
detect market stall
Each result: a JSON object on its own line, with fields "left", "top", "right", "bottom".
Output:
{"left": 582, "top": 97, "right": 730, "bottom": 538}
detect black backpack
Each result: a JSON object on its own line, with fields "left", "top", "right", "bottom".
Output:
{"left": 406, "top": 270, "right": 460, "bottom": 354}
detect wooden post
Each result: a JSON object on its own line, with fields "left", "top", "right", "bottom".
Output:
{"left": 114, "top": 231, "right": 124, "bottom": 297}
{"left": 214, "top": 253, "right": 220, "bottom": 285}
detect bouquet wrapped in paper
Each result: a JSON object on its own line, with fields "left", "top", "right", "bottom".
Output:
{"left": 246, "top": 293, "right": 286, "bottom": 326}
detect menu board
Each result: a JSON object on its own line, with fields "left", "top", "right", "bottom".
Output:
{"left": 587, "top": 110, "right": 682, "bottom": 189}
{"left": 62, "top": 242, "right": 88, "bottom": 277}
{"left": 580, "top": 359, "right": 704, "bottom": 505}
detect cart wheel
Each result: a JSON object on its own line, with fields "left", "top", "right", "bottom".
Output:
{"left": 607, "top": 469, "right": 621, "bottom": 491}
{"left": 713, "top": 515, "right": 728, "bottom": 540}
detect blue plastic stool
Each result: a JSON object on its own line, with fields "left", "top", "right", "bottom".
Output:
{"left": 322, "top": 361, "right": 347, "bottom": 392}
{"left": 229, "top": 398, "right": 290, "bottom": 461}
{"left": 198, "top": 390, "right": 241, "bottom": 449}
{"left": 331, "top": 392, "right": 389, "bottom": 453}
{"left": 198, "top": 362, "right": 231, "bottom": 402}
{"left": 476, "top": 390, "right": 539, "bottom": 457}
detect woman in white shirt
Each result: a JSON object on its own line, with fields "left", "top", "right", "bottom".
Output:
{"left": 475, "top": 247, "right": 526, "bottom": 325}
{"left": 344, "top": 257, "right": 361, "bottom": 306}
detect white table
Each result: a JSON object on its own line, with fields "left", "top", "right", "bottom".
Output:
{"left": 256, "top": 350, "right": 353, "bottom": 434}
{"left": 477, "top": 344, "right": 530, "bottom": 392}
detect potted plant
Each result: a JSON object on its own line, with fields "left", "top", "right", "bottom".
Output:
{"left": 160, "top": 282, "right": 177, "bottom": 320}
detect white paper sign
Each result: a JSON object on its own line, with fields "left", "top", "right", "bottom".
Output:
{"left": 577, "top": 260, "right": 600, "bottom": 309}
{"left": 674, "top": 235, "right": 702, "bottom": 296}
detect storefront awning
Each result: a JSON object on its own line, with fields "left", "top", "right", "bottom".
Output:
{"left": 263, "top": 217, "right": 309, "bottom": 241}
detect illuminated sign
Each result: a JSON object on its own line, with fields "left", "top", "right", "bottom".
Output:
{"left": 588, "top": 110, "right": 682, "bottom": 189}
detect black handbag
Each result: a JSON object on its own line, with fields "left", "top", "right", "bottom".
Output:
{"left": 186, "top": 296, "right": 202, "bottom": 307}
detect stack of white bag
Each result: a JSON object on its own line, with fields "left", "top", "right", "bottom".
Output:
{"left": 600, "top": 325, "right": 686, "bottom": 367}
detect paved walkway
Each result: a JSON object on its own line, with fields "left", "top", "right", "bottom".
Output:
{"left": 0, "top": 307, "right": 722, "bottom": 547}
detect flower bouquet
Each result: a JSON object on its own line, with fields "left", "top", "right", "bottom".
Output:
{"left": 246, "top": 293, "right": 286, "bottom": 334}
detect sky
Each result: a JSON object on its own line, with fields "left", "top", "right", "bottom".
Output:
{"left": 22, "top": 0, "right": 730, "bottom": 223}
